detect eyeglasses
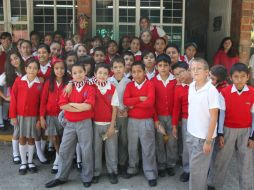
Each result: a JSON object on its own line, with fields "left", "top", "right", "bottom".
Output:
{"left": 190, "top": 67, "right": 204, "bottom": 72}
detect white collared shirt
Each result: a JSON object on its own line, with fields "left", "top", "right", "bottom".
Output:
{"left": 0, "top": 71, "right": 22, "bottom": 86}
{"left": 40, "top": 62, "right": 51, "bottom": 75}
{"left": 187, "top": 80, "right": 220, "bottom": 139}
{"left": 184, "top": 55, "right": 195, "bottom": 66}
{"left": 156, "top": 73, "right": 175, "bottom": 87}
{"left": 124, "top": 72, "right": 131, "bottom": 79}
{"left": 134, "top": 79, "right": 147, "bottom": 90}
{"left": 146, "top": 69, "right": 156, "bottom": 80}
{"left": 21, "top": 75, "right": 40, "bottom": 88}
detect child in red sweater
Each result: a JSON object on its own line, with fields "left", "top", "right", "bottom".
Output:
{"left": 123, "top": 62, "right": 158, "bottom": 187}
{"left": 45, "top": 63, "right": 95, "bottom": 188}
{"left": 40, "top": 59, "right": 69, "bottom": 174}
{"left": 172, "top": 62, "right": 192, "bottom": 182}
{"left": 142, "top": 50, "right": 158, "bottom": 80}
{"left": 209, "top": 65, "right": 228, "bottom": 93}
{"left": 208, "top": 63, "right": 254, "bottom": 190}
{"left": 152, "top": 54, "right": 177, "bottom": 177}
{"left": 10, "top": 59, "right": 43, "bottom": 175}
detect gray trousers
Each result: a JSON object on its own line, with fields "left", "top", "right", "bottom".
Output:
{"left": 208, "top": 127, "right": 253, "bottom": 190}
{"left": 127, "top": 118, "right": 158, "bottom": 180}
{"left": 56, "top": 119, "right": 93, "bottom": 183}
{"left": 186, "top": 132, "right": 214, "bottom": 190}
{"left": 94, "top": 123, "right": 118, "bottom": 176}
{"left": 156, "top": 115, "right": 177, "bottom": 170}
{"left": 181, "top": 119, "right": 189, "bottom": 173}
{"left": 116, "top": 117, "right": 128, "bottom": 166}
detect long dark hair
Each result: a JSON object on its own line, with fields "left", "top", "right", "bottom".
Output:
{"left": 49, "top": 60, "right": 69, "bottom": 92}
{"left": 5, "top": 50, "right": 26, "bottom": 87}
{"left": 76, "top": 55, "right": 95, "bottom": 78}
{"left": 218, "top": 37, "right": 238, "bottom": 58}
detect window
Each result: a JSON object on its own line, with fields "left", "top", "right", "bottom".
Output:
{"left": 11, "top": 0, "right": 27, "bottom": 22}
{"left": 0, "top": 0, "right": 4, "bottom": 21}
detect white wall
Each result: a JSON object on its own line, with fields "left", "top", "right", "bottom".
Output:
{"left": 207, "top": 0, "right": 232, "bottom": 64}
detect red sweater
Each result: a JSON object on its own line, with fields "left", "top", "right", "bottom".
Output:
{"left": 0, "top": 52, "right": 6, "bottom": 74}
{"left": 37, "top": 66, "right": 52, "bottom": 81}
{"left": 40, "top": 80, "right": 65, "bottom": 117}
{"left": 94, "top": 84, "right": 116, "bottom": 122}
{"left": 123, "top": 80, "right": 155, "bottom": 119}
{"left": 216, "top": 81, "right": 228, "bottom": 93}
{"left": 151, "top": 76, "right": 176, "bottom": 117}
{"left": 9, "top": 77, "right": 43, "bottom": 118}
{"left": 214, "top": 50, "right": 239, "bottom": 73}
{"left": 172, "top": 84, "right": 189, "bottom": 126}
{"left": 58, "top": 85, "right": 95, "bottom": 122}
{"left": 221, "top": 85, "right": 254, "bottom": 128}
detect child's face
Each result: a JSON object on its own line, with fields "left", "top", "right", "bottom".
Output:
{"left": 77, "top": 46, "right": 87, "bottom": 57}
{"left": 25, "top": 62, "right": 39, "bottom": 79}
{"left": 140, "top": 18, "right": 149, "bottom": 30}
{"left": 230, "top": 71, "right": 249, "bottom": 90}
{"left": 93, "top": 51, "right": 105, "bottom": 63}
{"left": 73, "top": 35, "right": 81, "bottom": 44}
{"left": 54, "top": 34, "right": 62, "bottom": 42}
{"left": 84, "top": 64, "right": 91, "bottom": 75}
{"left": 223, "top": 39, "right": 232, "bottom": 51}
{"left": 66, "top": 55, "right": 77, "bottom": 70}
{"left": 124, "top": 55, "right": 134, "bottom": 71}
{"left": 185, "top": 46, "right": 196, "bottom": 59}
{"left": 38, "top": 48, "right": 50, "bottom": 64}
{"left": 173, "top": 67, "right": 189, "bottom": 83}
{"left": 141, "top": 31, "right": 152, "bottom": 44}
{"left": 50, "top": 43, "right": 61, "bottom": 57}
{"left": 10, "top": 54, "right": 21, "bottom": 68}
{"left": 95, "top": 67, "right": 109, "bottom": 83}
{"left": 65, "top": 40, "right": 74, "bottom": 52}
{"left": 156, "top": 61, "right": 170, "bottom": 77}
{"left": 44, "top": 36, "right": 52, "bottom": 46}
{"left": 122, "top": 37, "right": 130, "bottom": 50}
{"left": 107, "top": 43, "right": 118, "bottom": 55}
{"left": 71, "top": 66, "right": 85, "bottom": 82}
{"left": 112, "top": 62, "right": 125, "bottom": 79}
{"left": 143, "top": 53, "right": 155, "bottom": 69}
{"left": 1, "top": 37, "right": 12, "bottom": 49}
{"left": 20, "top": 42, "right": 32, "bottom": 56}
{"left": 209, "top": 72, "right": 218, "bottom": 86}
{"left": 132, "top": 65, "right": 146, "bottom": 84}
{"left": 31, "top": 35, "right": 39, "bottom": 48}
{"left": 154, "top": 39, "right": 166, "bottom": 54}
{"left": 130, "top": 39, "right": 140, "bottom": 53}
{"left": 93, "top": 39, "right": 102, "bottom": 48}
{"left": 54, "top": 62, "right": 65, "bottom": 79}
{"left": 190, "top": 62, "right": 208, "bottom": 82}
{"left": 166, "top": 47, "right": 180, "bottom": 64}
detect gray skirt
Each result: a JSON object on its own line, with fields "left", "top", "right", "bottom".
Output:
{"left": 18, "top": 116, "right": 39, "bottom": 138}
{"left": 45, "top": 116, "right": 63, "bottom": 136}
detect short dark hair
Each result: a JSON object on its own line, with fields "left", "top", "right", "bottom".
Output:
{"left": 230, "top": 63, "right": 249, "bottom": 76}
{"left": 94, "top": 46, "right": 106, "bottom": 55}
{"left": 0, "top": 32, "right": 12, "bottom": 40}
{"left": 107, "top": 40, "right": 118, "bottom": 48}
{"left": 111, "top": 56, "right": 125, "bottom": 66}
{"left": 121, "top": 51, "right": 134, "bottom": 58}
{"left": 156, "top": 53, "right": 171, "bottom": 65}
{"left": 30, "top": 31, "right": 41, "bottom": 40}
{"left": 166, "top": 44, "right": 180, "bottom": 54}
{"left": 38, "top": 44, "right": 50, "bottom": 53}
{"left": 20, "top": 40, "right": 32, "bottom": 48}
{"left": 142, "top": 50, "right": 156, "bottom": 60}
{"left": 171, "top": 61, "right": 189, "bottom": 71}
{"left": 94, "top": 63, "right": 110, "bottom": 74}
{"left": 131, "top": 61, "right": 146, "bottom": 71}
{"left": 26, "top": 58, "right": 40, "bottom": 69}
{"left": 184, "top": 42, "right": 198, "bottom": 51}
{"left": 71, "top": 63, "right": 85, "bottom": 73}
{"left": 210, "top": 65, "right": 228, "bottom": 82}
{"left": 155, "top": 37, "right": 167, "bottom": 44}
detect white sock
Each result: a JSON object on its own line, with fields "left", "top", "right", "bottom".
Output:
{"left": 41, "top": 140, "right": 46, "bottom": 152}
{"left": 35, "top": 140, "right": 47, "bottom": 162}
{"left": 53, "top": 152, "right": 59, "bottom": 165}
{"left": 19, "top": 144, "right": 27, "bottom": 164}
{"left": 0, "top": 105, "right": 3, "bottom": 125}
{"left": 27, "top": 145, "right": 35, "bottom": 163}
{"left": 76, "top": 143, "right": 81, "bottom": 163}
{"left": 12, "top": 139, "right": 19, "bottom": 157}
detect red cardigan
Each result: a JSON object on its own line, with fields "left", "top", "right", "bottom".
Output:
{"left": 214, "top": 50, "right": 239, "bottom": 73}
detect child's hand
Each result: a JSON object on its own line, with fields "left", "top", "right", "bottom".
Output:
{"left": 11, "top": 118, "right": 18, "bottom": 127}
{"left": 203, "top": 141, "right": 212, "bottom": 155}
{"left": 247, "top": 139, "right": 254, "bottom": 149}
{"left": 40, "top": 117, "right": 47, "bottom": 129}
{"left": 106, "top": 126, "right": 116, "bottom": 138}
{"left": 218, "top": 136, "right": 224, "bottom": 148}
{"left": 36, "top": 120, "right": 41, "bottom": 129}
{"left": 172, "top": 126, "right": 178, "bottom": 139}
{"left": 140, "top": 96, "right": 148, "bottom": 102}
{"left": 155, "top": 122, "right": 166, "bottom": 135}
{"left": 63, "top": 83, "right": 73, "bottom": 97}
{"left": 3, "top": 96, "right": 10, "bottom": 101}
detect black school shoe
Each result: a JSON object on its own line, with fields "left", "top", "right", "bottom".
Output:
{"left": 166, "top": 167, "right": 175, "bottom": 176}
{"left": 83, "top": 181, "right": 92, "bottom": 188}
{"left": 45, "top": 179, "right": 66, "bottom": 188}
{"left": 207, "top": 185, "right": 216, "bottom": 190}
{"left": 108, "top": 173, "right": 118, "bottom": 184}
{"left": 148, "top": 179, "right": 157, "bottom": 187}
{"left": 13, "top": 156, "right": 21, "bottom": 164}
{"left": 19, "top": 164, "right": 27, "bottom": 175}
{"left": 179, "top": 172, "right": 189, "bottom": 182}
{"left": 158, "top": 169, "right": 166, "bottom": 177}
{"left": 28, "top": 163, "right": 38, "bottom": 173}
{"left": 92, "top": 176, "right": 99, "bottom": 184}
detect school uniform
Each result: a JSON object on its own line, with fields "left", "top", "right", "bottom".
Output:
{"left": 151, "top": 74, "right": 177, "bottom": 171}
{"left": 37, "top": 61, "right": 51, "bottom": 81}
{"left": 146, "top": 69, "right": 158, "bottom": 80}
{"left": 208, "top": 85, "right": 254, "bottom": 190}
{"left": 93, "top": 82, "right": 119, "bottom": 176}
{"left": 187, "top": 80, "right": 219, "bottom": 190}
{"left": 130, "top": 50, "right": 142, "bottom": 62}
{"left": 9, "top": 75, "right": 43, "bottom": 138}
{"left": 40, "top": 80, "right": 64, "bottom": 136}
{"left": 109, "top": 76, "right": 131, "bottom": 167}
{"left": 172, "top": 83, "right": 189, "bottom": 173}
{"left": 56, "top": 82, "right": 95, "bottom": 183}
{"left": 123, "top": 79, "right": 157, "bottom": 180}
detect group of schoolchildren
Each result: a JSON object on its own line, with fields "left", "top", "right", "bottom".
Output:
{"left": 0, "top": 29, "right": 254, "bottom": 190}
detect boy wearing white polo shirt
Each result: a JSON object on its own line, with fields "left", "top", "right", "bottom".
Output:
{"left": 187, "top": 58, "right": 219, "bottom": 190}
